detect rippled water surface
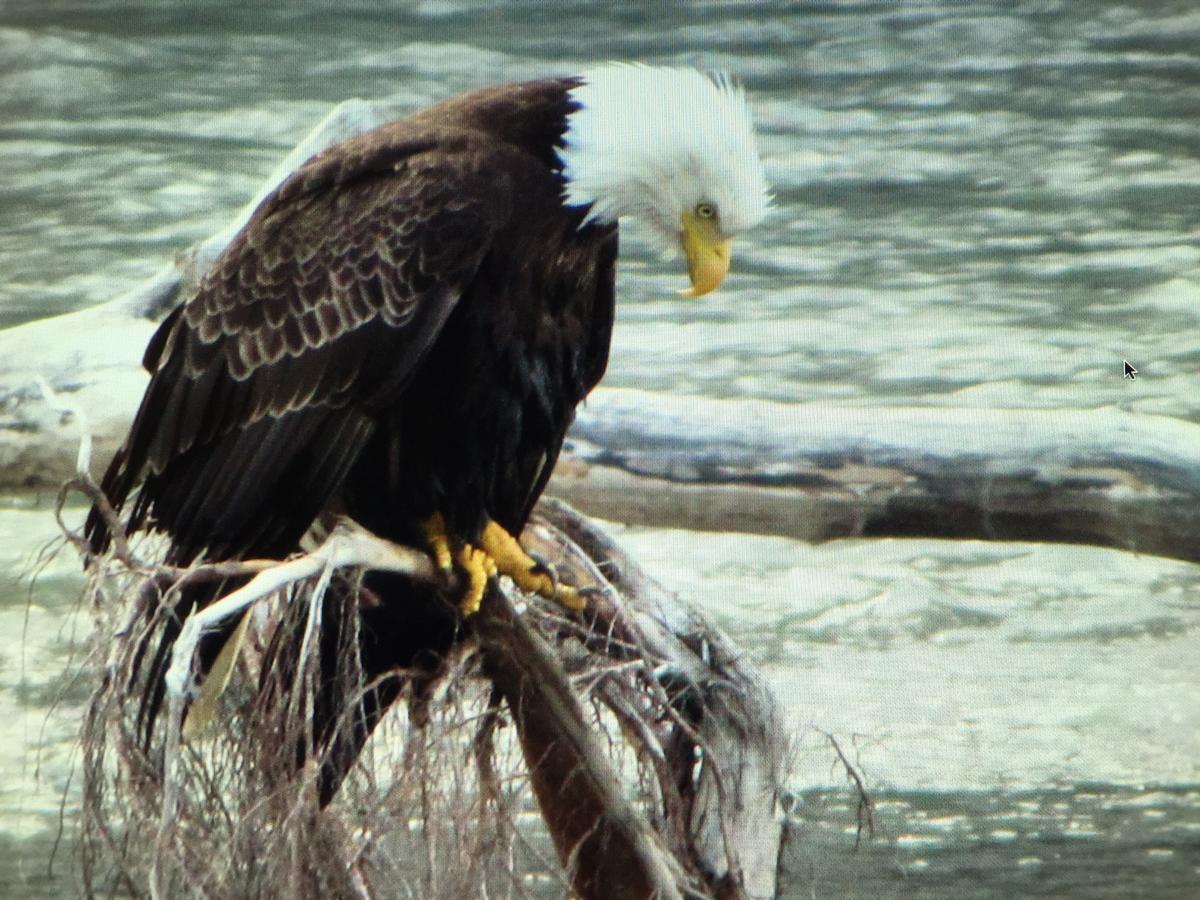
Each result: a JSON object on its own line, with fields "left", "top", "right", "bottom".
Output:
{"left": 2, "top": 1, "right": 1199, "bottom": 896}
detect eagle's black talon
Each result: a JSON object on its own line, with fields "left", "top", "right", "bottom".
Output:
{"left": 528, "top": 557, "right": 557, "bottom": 590}
{"left": 529, "top": 557, "right": 568, "bottom": 598}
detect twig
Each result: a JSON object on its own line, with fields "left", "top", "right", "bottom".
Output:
{"left": 818, "top": 729, "right": 876, "bottom": 850}
{"left": 152, "top": 679, "right": 186, "bottom": 900}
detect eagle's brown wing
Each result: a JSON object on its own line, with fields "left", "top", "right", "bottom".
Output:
{"left": 87, "top": 133, "right": 513, "bottom": 564}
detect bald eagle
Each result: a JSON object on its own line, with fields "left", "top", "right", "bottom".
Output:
{"left": 86, "top": 64, "right": 768, "bottom": 802}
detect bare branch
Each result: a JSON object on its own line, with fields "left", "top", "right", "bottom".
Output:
{"left": 163, "top": 520, "right": 438, "bottom": 706}
{"left": 817, "top": 729, "right": 876, "bottom": 850}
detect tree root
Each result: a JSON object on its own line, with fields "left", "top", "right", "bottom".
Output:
{"left": 73, "top": 494, "right": 787, "bottom": 899}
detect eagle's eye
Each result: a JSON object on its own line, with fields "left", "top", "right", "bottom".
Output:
{"left": 694, "top": 202, "right": 716, "bottom": 220}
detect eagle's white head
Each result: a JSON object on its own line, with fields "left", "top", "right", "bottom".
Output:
{"left": 558, "top": 63, "right": 770, "bottom": 296}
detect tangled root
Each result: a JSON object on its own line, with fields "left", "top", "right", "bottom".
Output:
{"left": 71, "top": 490, "right": 785, "bottom": 899}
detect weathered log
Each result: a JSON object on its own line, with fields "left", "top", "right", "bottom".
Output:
{"left": 490, "top": 499, "right": 789, "bottom": 898}
{"left": 553, "top": 390, "right": 1200, "bottom": 564}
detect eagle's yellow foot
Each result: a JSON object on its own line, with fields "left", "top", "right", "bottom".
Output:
{"left": 457, "top": 545, "right": 497, "bottom": 616}
{"left": 421, "top": 513, "right": 485, "bottom": 614}
{"left": 421, "top": 512, "right": 455, "bottom": 574}
{"left": 480, "top": 520, "right": 585, "bottom": 612}
{"left": 419, "top": 513, "right": 583, "bottom": 615}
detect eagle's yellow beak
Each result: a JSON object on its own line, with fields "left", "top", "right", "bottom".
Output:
{"left": 678, "top": 211, "right": 732, "bottom": 297}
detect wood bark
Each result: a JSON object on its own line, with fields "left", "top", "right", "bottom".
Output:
{"left": 551, "top": 389, "right": 1200, "bottom": 563}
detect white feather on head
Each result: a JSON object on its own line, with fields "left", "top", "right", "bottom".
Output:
{"left": 558, "top": 63, "right": 770, "bottom": 247}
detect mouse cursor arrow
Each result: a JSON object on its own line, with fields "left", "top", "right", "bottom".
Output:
{"left": 1123, "top": 360, "right": 1137, "bottom": 380}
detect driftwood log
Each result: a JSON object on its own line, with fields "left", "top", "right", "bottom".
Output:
{"left": 555, "top": 389, "right": 1200, "bottom": 565}
{"left": 5, "top": 279, "right": 1200, "bottom": 567}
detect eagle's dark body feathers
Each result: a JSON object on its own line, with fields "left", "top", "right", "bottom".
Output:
{"left": 87, "top": 79, "right": 617, "bottom": 801}
{"left": 95, "top": 79, "right": 614, "bottom": 564}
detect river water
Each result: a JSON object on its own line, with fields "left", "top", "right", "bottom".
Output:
{"left": 2, "top": 1, "right": 1198, "bottom": 896}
